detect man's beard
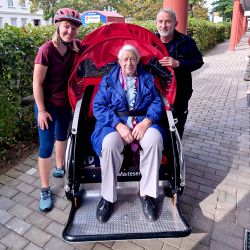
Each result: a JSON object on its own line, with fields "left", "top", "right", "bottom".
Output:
{"left": 159, "top": 29, "right": 174, "bottom": 38}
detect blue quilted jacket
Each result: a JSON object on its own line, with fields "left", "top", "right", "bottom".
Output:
{"left": 91, "top": 63, "right": 166, "bottom": 156}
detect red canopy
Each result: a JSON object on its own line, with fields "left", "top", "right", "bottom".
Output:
{"left": 68, "top": 23, "right": 176, "bottom": 110}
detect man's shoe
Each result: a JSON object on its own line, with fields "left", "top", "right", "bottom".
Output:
{"left": 39, "top": 187, "right": 53, "bottom": 212}
{"left": 96, "top": 197, "right": 113, "bottom": 223}
{"left": 52, "top": 167, "right": 65, "bottom": 178}
{"left": 140, "top": 195, "right": 158, "bottom": 222}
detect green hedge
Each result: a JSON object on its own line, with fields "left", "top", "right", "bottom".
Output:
{"left": 0, "top": 19, "right": 231, "bottom": 154}
{"left": 0, "top": 25, "right": 37, "bottom": 153}
{"left": 134, "top": 18, "right": 231, "bottom": 53}
{"left": 187, "top": 18, "right": 231, "bottom": 53}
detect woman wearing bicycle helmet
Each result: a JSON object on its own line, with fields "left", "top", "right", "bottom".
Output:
{"left": 33, "top": 8, "right": 82, "bottom": 212}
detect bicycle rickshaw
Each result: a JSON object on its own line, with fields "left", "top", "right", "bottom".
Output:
{"left": 62, "top": 23, "right": 191, "bottom": 242}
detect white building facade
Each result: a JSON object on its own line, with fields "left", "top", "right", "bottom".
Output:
{"left": 0, "top": 0, "right": 51, "bottom": 28}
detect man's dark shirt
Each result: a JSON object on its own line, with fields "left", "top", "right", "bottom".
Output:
{"left": 156, "top": 29, "right": 203, "bottom": 137}
{"left": 156, "top": 30, "right": 203, "bottom": 112}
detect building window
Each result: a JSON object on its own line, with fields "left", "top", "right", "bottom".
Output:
{"left": 33, "top": 19, "right": 40, "bottom": 26}
{"left": 8, "top": 0, "right": 14, "bottom": 7}
{"left": 10, "top": 18, "right": 17, "bottom": 26}
{"left": 21, "top": 18, "right": 27, "bottom": 26}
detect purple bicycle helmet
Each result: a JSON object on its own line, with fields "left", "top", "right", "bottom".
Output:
{"left": 55, "top": 8, "right": 82, "bottom": 26}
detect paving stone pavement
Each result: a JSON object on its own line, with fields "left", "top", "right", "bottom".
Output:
{"left": 0, "top": 34, "right": 250, "bottom": 250}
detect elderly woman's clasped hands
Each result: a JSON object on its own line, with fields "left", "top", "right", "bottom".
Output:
{"left": 116, "top": 117, "right": 152, "bottom": 143}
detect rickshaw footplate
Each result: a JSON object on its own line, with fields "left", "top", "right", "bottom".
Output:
{"left": 63, "top": 183, "right": 191, "bottom": 242}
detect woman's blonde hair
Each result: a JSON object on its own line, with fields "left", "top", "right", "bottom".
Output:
{"left": 52, "top": 22, "right": 79, "bottom": 52}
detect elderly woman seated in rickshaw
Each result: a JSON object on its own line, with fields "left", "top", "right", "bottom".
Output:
{"left": 91, "top": 44, "right": 166, "bottom": 223}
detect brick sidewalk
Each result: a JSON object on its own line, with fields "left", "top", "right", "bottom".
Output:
{"left": 0, "top": 34, "right": 250, "bottom": 250}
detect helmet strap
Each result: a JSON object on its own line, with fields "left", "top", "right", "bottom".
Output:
{"left": 61, "top": 40, "right": 73, "bottom": 46}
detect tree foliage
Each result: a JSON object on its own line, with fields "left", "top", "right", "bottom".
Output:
{"left": 189, "top": 0, "right": 207, "bottom": 9}
{"left": 21, "top": 0, "right": 99, "bottom": 20}
{"left": 57, "top": 0, "right": 111, "bottom": 12}
{"left": 23, "top": 0, "right": 162, "bottom": 21}
{"left": 189, "top": 0, "right": 208, "bottom": 19}
{"left": 211, "top": 0, "right": 233, "bottom": 21}
{"left": 192, "top": 5, "right": 209, "bottom": 20}
{"left": 109, "top": 0, "right": 162, "bottom": 20}
{"left": 21, "top": 0, "right": 58, "bottom": 20}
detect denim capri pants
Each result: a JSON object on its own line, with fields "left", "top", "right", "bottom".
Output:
{"left": 34, "top": 103, "right": 72, "bottom": 158}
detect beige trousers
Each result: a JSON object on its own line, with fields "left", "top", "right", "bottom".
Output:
{"left": 99, "top": 127, "right": 163, "bottom": 203}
